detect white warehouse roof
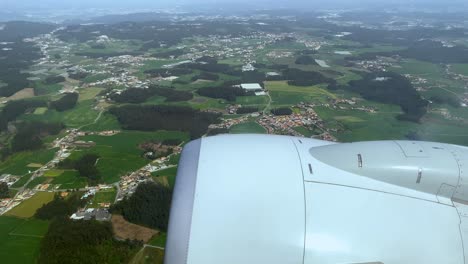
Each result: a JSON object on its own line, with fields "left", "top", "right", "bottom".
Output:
{"left": 240, "top": 83, "right": 262, "bottom": 90}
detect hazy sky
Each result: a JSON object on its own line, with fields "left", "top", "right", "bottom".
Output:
{"left": 2, "top": 0, "right": 467, "bottom": 10}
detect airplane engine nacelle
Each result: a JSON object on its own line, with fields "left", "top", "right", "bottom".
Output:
{"left": 165, "top": 134, "right": 468, "bottom": 264}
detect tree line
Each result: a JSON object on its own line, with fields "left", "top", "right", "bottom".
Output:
{"left": 50, "top": 93, "right": 79, "bottom": 112}
{"left": 348, "top": 71, "right": 428, "bottom": 122}
{"left": 38, "top": 218, "right": 139, "bottom": 264}
{"left": 35, "top": 192, "right": 86, "bottom": 220}
{"left": 197, "top": 85, "right": 253, "bottom": 102}
{"left": 110, "top": 86, "right": 193, "bottom": 103}
{"left": 11, "top": 122, "right": 63, "bottom": 153}
{"left": 109, "top": 105, "right": 221, "bottom": 139}
{"left": 110, "top": 181, "right": 172, "bottom": 231}
{"left": 59, "top": 154, "right": 101, "bottom": 185}
{"left": 271, "top": 107, "right": 293, "bottom": 116}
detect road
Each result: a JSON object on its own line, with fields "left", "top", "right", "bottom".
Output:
{"left": 263, "top": 91, "right": 272, "bottom": 115}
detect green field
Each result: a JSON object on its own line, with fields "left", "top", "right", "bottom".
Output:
{"left": 391, "top": 59, "right": 445, "bottom": 79}
{"left": 21, "top": 99, "right": 101, "bottom": 128}
{"left": 51, "top": 170, "right": 88, "bottom": 189}
{"left": 148, "top": 232, "right": 167, "bottom": 248}
{"left": 235, "top": 95, "right": 269, "bottom": 107}
{"left": 43, "top": 170, "right": 64, "bottom": 177}
{"left": 293, "top": 126, "right": 317, "bottom": 137}
{"left": 11, "top": 174, "right": 33, "bottom": 188}
{"left": 417, "top": 113, "right": 468, "bottom": 146}
{"left": 0, "top": 149, "right": 56, "bottom": 176}
{"left": 25, "top": 177, "right": 48, "bottom": 189}
{"left": 151, "top": 167, "right": 178, "bottom": 189}
{"left": 0, "top": 216, "right": 49, "bottom": 264}
{"left": 81, "top": 113, "right": 122, "bottom": 131}
{"left": 315, "top": 105, "right": 418, "bottom": 142}
{"left": 33, "top": 107, "right": 48, "bottom": 115}
{"left": 82, "top": 73, "right": 111, "bottom": 83}
{"left": 266, "top": 81, "right": 336, "bottom": 106}
{"left": 79, "top": 87, "right": 104, "bottom": 101}
{"left": 34, "top": 82, "right": 63, "bottom": 95}
{"left": 75, "top": 131, "right": 189, "bottom": 183}
{"left": 129, "top": 247, "right": 164, "bottom": 264}
{"left": 89, "top": 189, "right": 117, "bottom": 208}
{"left": 452, "top": 64, "right": 468, "bottom": 76}
{"left": 6, "top": 192, "right": 55, "bottom": 218}
{"left": 230, "top": 122, "right": 267, "bottom": 134}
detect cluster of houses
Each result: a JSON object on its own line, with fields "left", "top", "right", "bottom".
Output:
{"left": 354, "top": 57, "right": 396, "bottom": 72}
{"left": 0, "top": 174, "right": 20, "bottom": 187}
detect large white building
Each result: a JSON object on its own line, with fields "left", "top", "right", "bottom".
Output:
{"left": 240, "top": 83, "right": 263, "bottom": 92}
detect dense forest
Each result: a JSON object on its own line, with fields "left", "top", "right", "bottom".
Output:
{"left": 0, "top": 41, "right": 43, "bottom": 97}
{"left": 35, "top": 193, "right": 86, "bottom": 220}
{"left": 11, "top": 122, "right": 63, "bottom": 153}
{"left": 154, "top": 88, "right": 194, "bottom": 102}
{"left": 109, "top": 105, "right": 221, "bottom": 138}
{"left": 38, "top": 218, "right": 139, "bottom": 264}
{"left": 50, "top": 93, "right": 79, "bottom": 112}
{"left": 236, "top": 107, "right": 259, "bottom": 114}
{"left": 45, "top": 76, "right": 66, "bottom": 85}
{"left": 110, "top": 86, "right": 193, "bottom": 103}
{"left": 271, "top": 107, "right": 293, "bottom": 116}
{"left": 429, "top": 94, "right": 460, "bottom": 108}
{"left": 295, "top": 55, "right": 319, "bottom": 65}
{"left": 59, "top": 154, "right": 101, "bottom": 185}
{"left": 111, "top": 181, "right": 172, "bottom": 231}
{"left": 281, "top": 68, "right": 333, "bottom": 86}
{"left": 348, "top": 72, "right": 428, "bottom": 122}
{"left": 0, "top": 182, "right": 9, "bottom": 199}
{"left": 0, "top": 99, "right": 47, "bottom": 131}
{"left": 191, "top": 72, "right": 220, "bottom": 81}
{"left": 0, "top": 21, "right": 56, "bottom": 42}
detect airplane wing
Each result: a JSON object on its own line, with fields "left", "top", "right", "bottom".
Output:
{"left": 165, "top": 134, "right": 468, "bottom": 264}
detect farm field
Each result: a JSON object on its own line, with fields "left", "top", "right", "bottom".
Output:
{"left": 33, "top": 107, "right": 48, "bottom": 115}
{"left": 11, "top": 174, "right": 33, "bottom": 188}
{"left": 293, "top": 126, "right": 317, "bottom": 137}
{"left": 111, "top": 215, "right": 158, "bottom": 243}
{"left": 452, "top": 64, "right": 468, "bottom": 76}
{"left": 151, "top": 166, "right": 178, "bottom": 189}
{"left": 0, "top": 149, "right": 56, "bottom": 176}
{"left": 20, "top": 99, "right": 101, "bottom": 128}
{"left": 129, "top": 247, "right": 164, "bottom": 264}
{"left": 89, "top": 189, "right": 117, "bottom": 208}
{"left": 148, "top": 232, "right": 167, "bottom": 248}
{"left": 50, "top": 170, "right": 88, "bottom": 189}
{"left": 75, "top": 131, "right": 189, "bottom": 183}
{"left": 43, "top": 170, "right": 64, "bottom": 177}
{"left": 265, "top": 81, "right": 336, "bottom": 106}
{"left": 230, "top": 122, "right": 267, "bottom": 134}
{"left": 314, "top": 106, "right": 418, "bottom": 142}
{"left": 5, "top": 192, "right": 55, "bottom": 218}
{"left": 25, "top": 177, "right": 49, "bottom": 189}
{"left": 0, "top": 216, "right": 49, "bottom": 264}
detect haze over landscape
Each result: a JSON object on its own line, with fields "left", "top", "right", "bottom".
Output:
{"left": 0, "top": 0, "right": 468, "bottom": 263}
